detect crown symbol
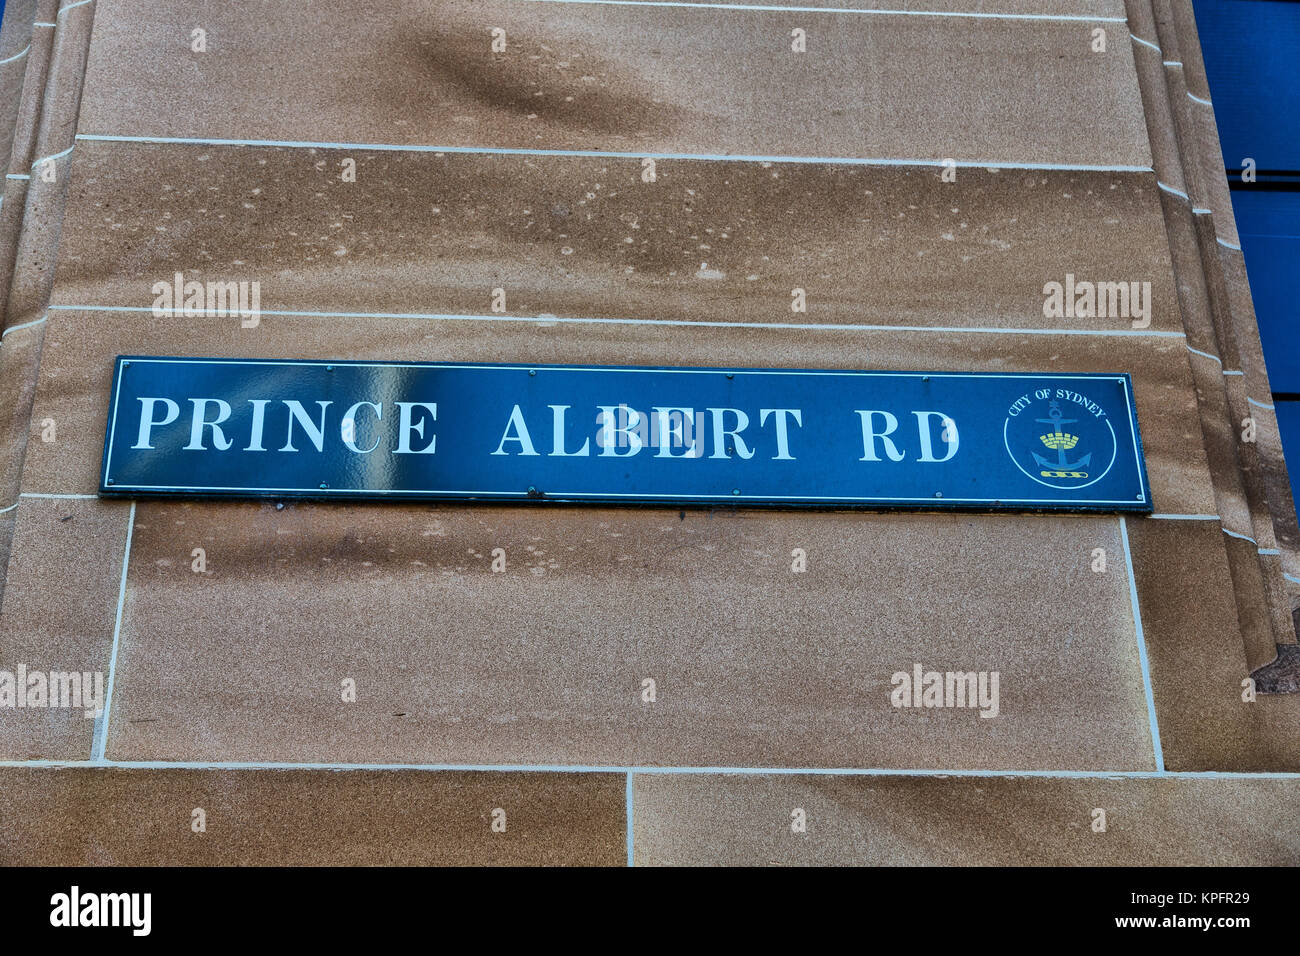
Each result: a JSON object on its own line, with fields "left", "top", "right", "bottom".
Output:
{"left": 1039, "top": 432, "right": 1079, "bottom": 450}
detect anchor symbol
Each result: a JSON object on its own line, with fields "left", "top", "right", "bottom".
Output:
{"left": 1032, "top": 401, "right": 1090, "bottom": 479}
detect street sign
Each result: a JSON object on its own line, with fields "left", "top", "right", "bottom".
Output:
{"left": 99, "top": 357, "right": 1152, "bottom": 512}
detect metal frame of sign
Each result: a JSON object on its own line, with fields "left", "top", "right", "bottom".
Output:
{"left": 99, "top": 356, "right": 1152, "bottom": 513}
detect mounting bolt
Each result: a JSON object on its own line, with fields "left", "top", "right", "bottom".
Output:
{"left": 732, "top": 488, "right": 740, "bottom": 496}
{"left": 529, "top": 369, "right": 536, "bottom": 377}
{"left": 935, "top": 491, "right": 942, "bottom": 498}
{"left": 319, "top": 482, "right": 327, "bottom": 489}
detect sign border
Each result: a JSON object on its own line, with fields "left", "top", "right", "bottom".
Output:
{"left": 98, "top": 356, "right": 1152, "bottom": 513}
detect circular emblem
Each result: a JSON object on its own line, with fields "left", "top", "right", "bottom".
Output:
{"left": 1003, "top": 388, "right": 1118, "bottom": 491}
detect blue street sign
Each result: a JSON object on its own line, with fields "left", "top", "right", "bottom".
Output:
{"left": 99, "top": 357, "right": 1152, "bottom": 512}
